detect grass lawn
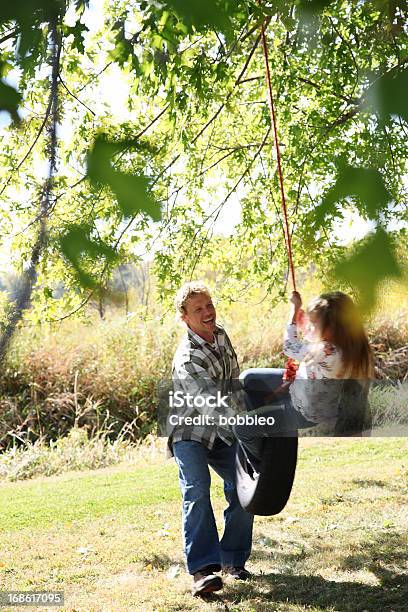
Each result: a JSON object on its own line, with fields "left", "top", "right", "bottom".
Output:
{"left": 0, "top": 438, "right": 407, "bottom": 611}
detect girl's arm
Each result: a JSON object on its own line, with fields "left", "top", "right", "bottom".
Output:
{"left": 283, "top": 322, "right": 310, "bottom": 360}
{"left": 283, "top": 290, "right": 309, "bottom": 360}
{"left": 315, "top": 341, "right": 343, "bottom": 378}
{"left": 289, "top": 342, "right": 344, "bottom": 423}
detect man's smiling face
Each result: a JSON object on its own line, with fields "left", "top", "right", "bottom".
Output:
{"left": 182, "top": 292, "right": 216, "bottom": 342}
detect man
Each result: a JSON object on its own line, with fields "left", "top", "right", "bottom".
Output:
{"left": 168, "top": 281, "right": 254, "bottom": 596}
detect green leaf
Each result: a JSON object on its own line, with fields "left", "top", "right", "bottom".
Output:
{"left": 59, "top": 224, "right": 118, "bottom": 288}
{"left": 376, "top": 67, "right": 408, "bottom": 123}
{"left": 86, "top": 136, "right": 161, "bottom": 221}
{"left": 334, "top": 227, "right": 402, "bottom": 311}
{"left": 314, "top": 163, "right": 392, "bottom": 226}
{"left": 62, "top": 21, "right": 89, "bottom": 55}
{"left": 0, "top": 0, "right": 65, "bottom": 61}
{"left": 74, "top": 0, "right": 89, "bottom": 14}
{"left": 0, "top": 80, "right": 22, "bottom": 124}
{"left": 0, "top": 0, "right": 64, "bottom": 22}
{"left": 298, "top": 0, "right": 333, "bottom": 14}
{"left": 162, "top": 0, "right": 232, "bottom": 34}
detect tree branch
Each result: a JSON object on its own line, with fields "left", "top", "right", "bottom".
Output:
{"left": 0, "top": 27, "right": 18, "bottom": 46}
{"left": 46, "top": 104, "right": 171, "bottom": 323}
{"left": 0, "top": 18, "right": 61, "bottom": 363}
{"left": 0, "top": 96, "right": 53, "bottom": 197}
{"left": 77, "top": 61, "right": 113, "bottom": 93}
{"left": 74, "top": 32, "right": 265, "bottom": 300}
{"left": 58, "top": 73, "right": 96, "bottom": 116}
{"left": 238, "top": 75, "right": 263, "bottom": 84}
{"left": 327, "top": 105, "right": 360, "bottom": 128}
{"left": 153, "top": 32, "right": 262, "bottom": 186}
{"left": 298, "top": 76, "right": 358, "bottom": 104}
{"left": 324, "top": 56, "right": 408, "bottom": 131}
{"left": 187, "top": 127, "right": 271, "bottom": 278}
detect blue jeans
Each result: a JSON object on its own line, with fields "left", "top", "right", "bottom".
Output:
{"left": 173, "top": 438, "right": 254, "bottom": 575}
{"left": 240, "top": 368, "right": 291, "bottom": 410}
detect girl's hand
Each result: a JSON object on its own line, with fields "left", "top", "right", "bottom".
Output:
{"left": 289, "top": 291, "right": 303, "bottom": 326}
{"left": 290, "top": 291, "right": 302, "bottom": 311}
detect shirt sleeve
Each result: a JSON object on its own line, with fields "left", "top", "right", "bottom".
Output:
{"left": 285, "top": 332, "right": 344, "bottom": 423}
{"left": 283, "top": 323, "right": 310, "bottom": 360}
{"left": 173, "top": 358, "right": 237, "bottom": 420}
{"left": 314, "top": 341, "right": 343, "bottom": 378}
{"left": 225, "top": 334, "right": 244, "bottom": 411}
{"left": 230, "top": 346, "right": 240, "bottom": 380}
{"left": 222, "top": 330, "right": 240, "bottom": 378}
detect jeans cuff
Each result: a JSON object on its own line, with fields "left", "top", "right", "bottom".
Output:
{"left": 220, "top": 552, "right": 250, "bottom": 567}
{"left": 188, "top": 558, "right": 221, "bottom": 575}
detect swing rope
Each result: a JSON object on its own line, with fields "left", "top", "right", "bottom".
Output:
{"left": 260, "top": 18, "right": 297, "bottom": 292}
{"left": 260, "top": 18, "right": 300, "bottom": 382}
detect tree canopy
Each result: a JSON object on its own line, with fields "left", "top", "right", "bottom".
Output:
{"left": 0, "top": 0, "right": 407, "bottom": 335}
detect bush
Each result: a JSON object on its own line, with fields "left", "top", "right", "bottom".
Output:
{"left": 0, "top": 426, "right": 137, "bottom": 481}
{"left": 369, "top": 383, "right": 408, "bottom": 429}
{"left": 0, "top": 313, "right": 179, "bottom": 448}
{"left": 1, "top": 282, "right": 407, "bottom": 450}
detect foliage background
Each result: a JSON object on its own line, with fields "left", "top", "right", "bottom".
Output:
{"left": 0, "top": 0, "right": 407, "bottom": 446}
{"left": 0, "top": 0, "right": 407, "bottom": 319}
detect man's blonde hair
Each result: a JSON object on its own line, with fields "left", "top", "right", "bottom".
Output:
{"left": 174, "top": 281, "right": 211, "bottom": 315}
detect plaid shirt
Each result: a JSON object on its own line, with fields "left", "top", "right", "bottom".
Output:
{"left": 167, "top": 324, "right": 242, "bottom": 457}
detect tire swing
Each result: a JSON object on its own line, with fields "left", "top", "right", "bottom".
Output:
{"left": 235, "top": 19, "right": 300, "bottom": 516}
{"left": 236, "top": 435, "right": 298, "bottom": 516}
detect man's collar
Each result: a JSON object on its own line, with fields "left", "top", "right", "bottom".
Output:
{"left": 187, "top": 324, "right": 223, "bottom": 347}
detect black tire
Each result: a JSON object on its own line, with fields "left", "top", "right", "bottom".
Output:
{"left": 236, "top": 435, "right": 298, "bottom": 516}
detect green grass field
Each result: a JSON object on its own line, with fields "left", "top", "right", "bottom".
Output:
{"left": 1, "top": 437, "right": 407, "bottom": 611}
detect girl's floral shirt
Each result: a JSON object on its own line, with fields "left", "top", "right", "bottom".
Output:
{"left": 283, "top": 323, "right": 344, "bottom": 424}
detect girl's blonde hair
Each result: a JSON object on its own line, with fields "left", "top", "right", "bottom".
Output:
{"left": 307, "top": 291, "right": 373, "bottom": 379}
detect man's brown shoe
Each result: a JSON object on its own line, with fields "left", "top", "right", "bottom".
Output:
{"left": 222, "top": 566, "right": 252, "bottom": 580}
{"left": 192, "top": 567, "right": 223, "bottom": 596}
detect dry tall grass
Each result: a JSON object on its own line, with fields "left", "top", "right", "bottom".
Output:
{"left": 0, "top": 278, "right": 407, "bottom": 448}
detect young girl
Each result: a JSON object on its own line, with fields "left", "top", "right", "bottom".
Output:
{"left": 235, "top": 290, "right": 373, "bottom": 462}
{"left": 283, "top": 290, "right": 373, "bottom": 426}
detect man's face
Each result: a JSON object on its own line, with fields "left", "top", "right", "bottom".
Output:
{"left": 182, "top": 292, "right": 216, "bottom": 340}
